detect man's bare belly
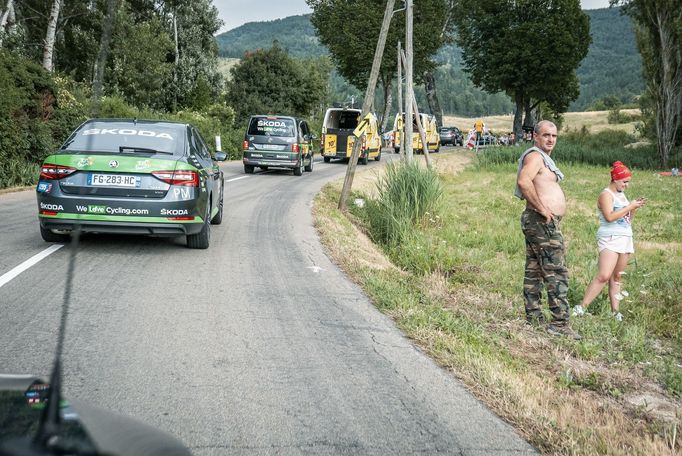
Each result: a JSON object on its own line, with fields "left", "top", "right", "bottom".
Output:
{"left": 528, "top": 169, "right": 566, "bottom": 216}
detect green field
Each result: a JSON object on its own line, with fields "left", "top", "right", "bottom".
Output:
{"left": 314, "top": 148, "right": 681, "bottom": 454}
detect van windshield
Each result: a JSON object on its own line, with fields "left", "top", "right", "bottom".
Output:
{"left": 248, "top": 117, "right": 295, "bottom": 137}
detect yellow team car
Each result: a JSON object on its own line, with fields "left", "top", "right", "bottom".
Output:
{"left": 321, "top": 108, "right": 381, "bottom": 165}
{"left": 392, "top": 112, "right": 440, "bottom": 154}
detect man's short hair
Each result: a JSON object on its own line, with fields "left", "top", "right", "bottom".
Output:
{"left": 534, "top": 120, "right": 556, "bottom": 134}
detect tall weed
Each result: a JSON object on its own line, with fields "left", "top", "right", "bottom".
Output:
{"left": 366, "top": 161, "right": 442, "bottom": 248}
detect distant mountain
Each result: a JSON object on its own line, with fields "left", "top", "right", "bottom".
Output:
{"left": 216, "top": 15, "right": 325, "bottom": 58}
{"left": 215, "top": 8, "right": 644, "bottom": 115}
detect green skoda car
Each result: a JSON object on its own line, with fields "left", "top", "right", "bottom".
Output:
{"left": 36, "top": 119, "right": 226, "bottom": 249}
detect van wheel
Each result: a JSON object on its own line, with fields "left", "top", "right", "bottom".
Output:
{"left": 40, "top": 226, "right": 69, "bottom": 243}
{"left": 375, "top": 150, "right": 381, "bottom": 161}
{"left": 293, "top": 163, "right": 303, "bottom": 176}
{"left": 244, "top": 164, "right": 254, "bottom": 174}
{"left": 304, "top": 154, "right": 314, "bottom": 172}
{"left": 323, "top": 156, "right": 331, "bottom": 163}
{"left": 394, "top": 147, "right": 400, "bottom": 154}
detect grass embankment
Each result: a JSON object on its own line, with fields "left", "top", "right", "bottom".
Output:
{"left": 313, "top": 149, "right": 681, "bottom": 454}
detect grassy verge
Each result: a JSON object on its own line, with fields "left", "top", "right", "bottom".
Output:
{"left": 313, "top": 149, "right": 681, "bottom": 455}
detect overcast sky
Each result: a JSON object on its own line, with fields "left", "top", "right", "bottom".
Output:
{"left": 214, "top": 0, "right": 613, "bottom": 34}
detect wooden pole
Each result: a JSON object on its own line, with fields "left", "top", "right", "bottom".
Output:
{"left": 338, "top": 0, "right": 396, "bottom": 211}
{"left": 400, "top": 49, "right": 431, "bottom": 168}
{"left": 396, "top": 40, "right": 403, "bottom": 156}
{"left": 403, "top": 0, "right": 414, "bottom": 161}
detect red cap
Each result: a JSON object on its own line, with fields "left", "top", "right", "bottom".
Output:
{"left": 611, "top": 161, "right": 632, "bottom": 181}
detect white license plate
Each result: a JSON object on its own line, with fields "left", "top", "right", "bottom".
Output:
{"left": 89, "top": 174, "right": 138, "bottom": 187}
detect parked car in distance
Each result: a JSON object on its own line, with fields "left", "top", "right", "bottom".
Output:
{"left": 36, "top": 118, "right": 226, "bottom": 249}
{"left": 438, "top": 126, "right": 463, "bottom": 146}
{"left": 242, "top": 115, "right": 315, "bottom": 176}
{"left": 476, "top": 133, "right": 497, "bottom": 146}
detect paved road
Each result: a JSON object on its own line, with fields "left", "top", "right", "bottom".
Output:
{"left": 0, "top": 153, "right": 535, "bottom": 455}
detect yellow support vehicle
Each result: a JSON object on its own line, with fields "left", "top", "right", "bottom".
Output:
{"left": 392, "top": 112, "right": 440, "bottom": 154}
{"left": 321, "top": 108, "right": 382, "bottom": 165}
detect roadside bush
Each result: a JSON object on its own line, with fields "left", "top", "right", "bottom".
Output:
{"left": 365, "top": 161, "right": 442, "bottom": 248}
{"left": 0, "top": 50, "right": 88, "bottom": 188}
{"left": 476, "top": 130, "right": 661, "bottom": 170}
{"left": 607, "top": 108, "right": 641, "bottom": 124}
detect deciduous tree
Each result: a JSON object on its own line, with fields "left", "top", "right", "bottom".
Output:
{"left": 613, "top": 0, "right": 681, "bottom": 166}
{"left": 307, "top": 0, "right": 452, "bottom": 125}
{"left": 453, "top": 0, "right": 590, "bottom": 139}
{"left": 226, "top": 43, "right": 330, "bottom": 125}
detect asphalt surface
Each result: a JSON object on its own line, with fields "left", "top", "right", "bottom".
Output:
{"left": 0, "top": 151, "right": 536, "bottom": 455}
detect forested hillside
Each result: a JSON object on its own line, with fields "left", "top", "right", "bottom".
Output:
{"left": 216, "top": 7, "right": 644, "bottom": 115}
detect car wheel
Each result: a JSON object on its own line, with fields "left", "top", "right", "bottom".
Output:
{"left": 187, "top": 207, "right": 210, "bottom": 249}
{"left": 375, "top": 150, "right": 381, "bottom": 161}
{"left": 304, "top": 154, "right": 313, "bottom": 172}
{"left": 394, "top": 147, "right": 400, "bottom": 154}
{"left": 40, "top": 226, "right": 69, "bottom": 243}
{"left": 323, "top": 156, "right": 331, "bottom": 163}
{"left": 293, "top": 162, "right": 303, "bottom": 176}
{"left": 244, "top": 164, "right": 254, "bottom": 174}
{"left": 210, "top": 186, "right": 224, "bottom": 225}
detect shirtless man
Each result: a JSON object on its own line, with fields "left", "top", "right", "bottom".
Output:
{"left": 515, "top": 120, "right": 581, "bottom": 340}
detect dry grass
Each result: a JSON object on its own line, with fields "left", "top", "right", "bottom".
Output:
{"left": 443, "top": 110, "right": 642, "bottom": 135}
{"left": 313, "top": 150, "right": 681, "bottom": 455}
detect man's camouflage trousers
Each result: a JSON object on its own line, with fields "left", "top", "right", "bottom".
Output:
{"left": 521, "top": 208, "right": 570, "bottom": 325}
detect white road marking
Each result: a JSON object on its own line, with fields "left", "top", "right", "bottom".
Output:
{"left": 226, "top": 176, "right": 248, "bottom": 183}
{"left": 0, "top": 244, "right": 64, "bottom": 289}
{"left": 307, "top": 266, "right": 325, "bottom": 273}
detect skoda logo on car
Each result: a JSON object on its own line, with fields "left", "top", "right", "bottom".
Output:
{"left": 109, "top": 160, "right": 119, "bottom": 168}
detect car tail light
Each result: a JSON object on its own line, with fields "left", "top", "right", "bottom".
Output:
{"left": 152, "top": 170, "right": 199, "bottom": 187}
{"left": 292, "top": 143, "right": 299, "bottom": 153}
{"left": 168, "top": 216, "right": 195, "bottom": 221}
{"left": 40, "top": 164, "right": 76, "bottom": 180}
{"left": 243, "top": 140, "right": 249, "bottom": 150}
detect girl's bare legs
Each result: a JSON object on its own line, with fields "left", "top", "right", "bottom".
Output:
{"left": 608, "top": 253, "right": 630, "bottom": 312}
{"left": 581, "top": 249, "right": 619, "bottom": 308}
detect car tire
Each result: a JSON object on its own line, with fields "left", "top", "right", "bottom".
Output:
{"left": 375, "top": 150, "right": 381, "bottom": 161}
{"left": 187, "top": 208, "right": 210, "bottom": 249}
{"left": 394, "top": 147, "right": 400, "bottom": 154}
{"left": 210, "top": 185, "right": 224, "bottom": 225}
{"left": 40, "top": 226, "right": 69, "bottom": 243}
{"left": 323, "top": 156, "right": 331, "bottom": 163}
{"left": 304, "top": 154, "right": 313, "bottom": 172}
{"left": 244, "top": 164, "right": 254, "bottom": 174}
{"left": 293, "top": 162, "right": 303, "bottom": 176}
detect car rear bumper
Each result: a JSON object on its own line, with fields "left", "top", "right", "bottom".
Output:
{"left": 39, "top": 217, "right": 204, "bottom": 236}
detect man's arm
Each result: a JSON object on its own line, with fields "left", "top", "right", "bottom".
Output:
{"left": 517, "top": 152, "right": 552, "bottom": 223}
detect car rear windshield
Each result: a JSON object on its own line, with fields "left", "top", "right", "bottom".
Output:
{"left": 60, "top": 121, "right": 185, "bottom": 155}
{"left": 247, "top": 117, "right": 295, "bottom": 137}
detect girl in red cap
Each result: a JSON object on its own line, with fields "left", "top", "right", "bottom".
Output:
{"left": 574, "top": 161, "right": 646, "bottom": 321}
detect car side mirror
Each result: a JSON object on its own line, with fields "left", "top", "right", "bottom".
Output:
{"left": 214, "top": 151, "right": 227, "bottom": 161}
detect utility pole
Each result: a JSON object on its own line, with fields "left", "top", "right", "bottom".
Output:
{"left": 396, "top": 40, "right": 403, "bottom": 156}
{"left": 338, "top": 0, "right": 396, "bottom": 211}
{"left": 400, "top": 49, "right": 431, "bottom": 169}
{"left": 403, "top": 0, "right": 414, "bottom": 161}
